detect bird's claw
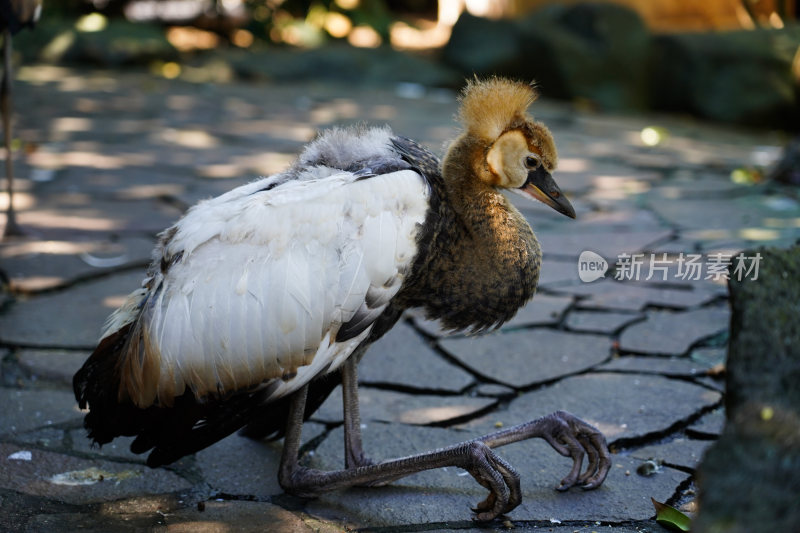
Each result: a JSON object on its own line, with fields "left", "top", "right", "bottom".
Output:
{"left": 541, "top": 410, "right": 611, "bottom": 492}
{"left": 462, "top": 441, "right": 521, "bottom": 521}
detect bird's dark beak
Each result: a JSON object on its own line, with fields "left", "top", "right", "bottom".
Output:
{"left": 516, "top": 167, "right": 576, "bottom": 219}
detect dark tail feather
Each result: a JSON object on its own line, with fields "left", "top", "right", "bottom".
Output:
{"left": 140, "top": 384, "right": 279, "bottom": 467}
{"left": 73, "top": 324, "right": 141, "bottom": 445}
{"left": 73, "top": 325, "right": 283, "bottom": 467}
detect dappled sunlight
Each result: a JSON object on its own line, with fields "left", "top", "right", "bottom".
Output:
{"left": 593, "top": 176, "right": 651, "bottom": 195}
{"left": 195, "top": 164, "right": 244, "bottom": 180}
{"left": 18, "top": 211, "right": 124, "bottom": 232}
{"left": 323, "top": 11, "right": 352, "bottom": 39}
{"left": 161, "top": 128, "right": 220, "bottom": 149}
{"left": 557, "top": 158, "right": 589, "bottom": 173}
{"left": 223, "top": 120, "right": 315, "bottom": 142}
{"left": 28, "top": 149, "right": 155, "bottom": 170}
{"left": 17, "top": 65, "right": 75, "bottom": 85}
{"left": 193, "top": 154, "right": 299, "bottom": 179}
{"left": 103, "top": 295, "right": 130, "bottom": 309}
{"left": 686, "top": 228, "right": 742, "bottom": 241}
{"left": 348, "top": 25, "right": 382, "bottom": 48}
{"left": 0, "top": 191, "right": 35, "bottom": 211}
{"left": 398, "top": 405, "right": 484, "bottom": 425}
{"left": 0, "top": 240, "right": 116, "bottom": 258}
{"left": 390, "top": 21, "right": 451, "bottom": 51}
{"left": 232, "top": 152, "right": 297, "bottom": 176}
{"left": 11, "top": 276, "right": 64, "bottom": 291}
{"left": 738, "top": 228, "right": 782, "bottom": 241}
{"left": 52, "top": 117, "right": 93, "bottom": 133}
{"left": 166, "top": 26, "right": 220, "bottom": 52}
{"left": 58, "top": 74, "right": 120, "bottom": 94}
{"left": 116, "top": 184, "right": 186, "bottom": 200}
{"left": 683, "top": 225, "right": 792, "bottom": 246}
{"left": 764, "top": 217, "right": 800, "bottom": 228}
{"left": 75, "top": 13, "right": 108, "bottom": 33}
{"left": 370, "top": 105, "right": 397, "bottom": 121}
{"left": 311, "top": 99, "right": 361, "bottom": 124}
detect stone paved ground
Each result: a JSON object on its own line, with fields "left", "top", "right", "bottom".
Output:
{"left": 1, "top": 67, "right": 798, "bottom": 532}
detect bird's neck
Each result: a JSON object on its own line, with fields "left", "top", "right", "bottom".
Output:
{"left": 404, "top": 139, "right": 542, "bottom": 332}
{"left": 441, "top": 137, "right": 535, "bottom": 253}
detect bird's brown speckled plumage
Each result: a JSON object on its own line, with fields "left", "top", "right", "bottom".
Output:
{"left": 391, "top": 135, "right": 540, "bottom": 333}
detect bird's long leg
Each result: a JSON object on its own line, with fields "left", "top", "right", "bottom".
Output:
{"left": 1, "top": 29, "right": 22, "bottom": 238}
{"left": 341, "top": 356, "right": 373, "bottom": 470}
{"left": 279, "top": 383, "right": 611, "bottom": 521}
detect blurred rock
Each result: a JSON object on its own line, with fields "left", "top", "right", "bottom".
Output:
{"left": 650, "top": 28, "right": 800, "bottom": 129}
{"left": 442, "top": 13, "right": 521, "bottom": 77}
{"left": 725, "top": 247, "right": 800, "bottom": 414}
{"left": 444, "top": 3, "right": 651, "bottom": 111}
{"left": 694, "top": 247, "right": 800, "bottom": 532}
{"left": 768, "top": 136, "right": 800, "bottom": 186}
{"left": 445, "top": 5, "right": 800, "bottom": 129}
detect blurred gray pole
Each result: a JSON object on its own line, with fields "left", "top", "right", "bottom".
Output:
{"left": 1, "top": 27, "right": 21, "bottom": 238}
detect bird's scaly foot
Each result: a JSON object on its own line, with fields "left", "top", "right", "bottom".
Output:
{"left": 537, "top": 410, "right": 611, "bottom": 492}
{"left": 463, "top": 441, "right": 522, "bottom": 521}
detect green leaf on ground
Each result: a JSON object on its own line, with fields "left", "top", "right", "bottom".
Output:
{"left": 651, "top": 497, "right": 691, "bottom": 532}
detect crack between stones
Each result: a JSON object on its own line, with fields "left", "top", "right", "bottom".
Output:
{"left": 4, "top": 259, "right": 151, "bottom": 298}
{"left": 610, "top": 396, "right": 723, "bottom": 453}
{"left": 0, "top": 340, "right": 96, "bottom": 351}
{"left": 665, "top": 475, "right": 697, "bottom": 510}
{"left": 359, "top": 381, "right": 471, "bottom": 397}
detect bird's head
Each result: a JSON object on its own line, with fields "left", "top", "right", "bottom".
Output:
{"left": 449, "top": 77, "right": 575, "bottom": 219}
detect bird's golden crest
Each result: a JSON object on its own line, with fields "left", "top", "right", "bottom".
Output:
{"left": 458, "top": 77, "right": 558, "bottom": 173}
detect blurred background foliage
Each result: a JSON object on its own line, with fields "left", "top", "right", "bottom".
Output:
{"left": 7, "top": 0, "right": 800, "bottom": 129}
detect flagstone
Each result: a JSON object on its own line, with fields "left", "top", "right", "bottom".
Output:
{"left": 0, "top": 389, "right": 83, "bottom": 436}
{"left": 439, "top": 330, "right": 610, "bottom": 389}
{"left": 0, "top": 270, "right": 145, "bottom": 349}
{"left": 0, "top": 443, "right": 190, "bottom": 505}
{"left": 537, "top": 230, "right": 672, "bottom": 259}
{"left": 598, "top": 355, "right": 712, "bottom": 377}
{"left": 17, "top": 350, "right": 91, "bottom": 386}
{"left": 632, "top": 437, "right": 713, "bottom": 471}
{"left": 565, "top": 311, "right": 643, "bottom": 334}
{"left": 619, "top": 307, "right": 730, "bottom": 355}
{"left": 314, "top": 387, "right": 496, "bottom": 427}
{"left": 556, "top": 280, "right": 717, "bottom": 311}
{"left": 687, "top": 408, "right": 726, "bottom": 438}
{"left": 459, "top": 373, "right": 722, "bottom": 444}
{"left": 357, "top": 321, "right": 474, "bottom": 392}
{"left": 0, "top": 237, "right": 153, "bottom": 292}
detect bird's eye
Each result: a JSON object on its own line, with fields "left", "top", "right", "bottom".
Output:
{"left": 524, "top": 155, "right": 541, "bottom": 170}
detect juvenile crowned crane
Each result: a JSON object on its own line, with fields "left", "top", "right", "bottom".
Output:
{"left": 74, "top": 78, "right": 610, "bottom": 520}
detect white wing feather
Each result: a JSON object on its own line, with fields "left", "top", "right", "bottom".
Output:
{"left": 129, "top": 169, "right": 427, "bottom": 406}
